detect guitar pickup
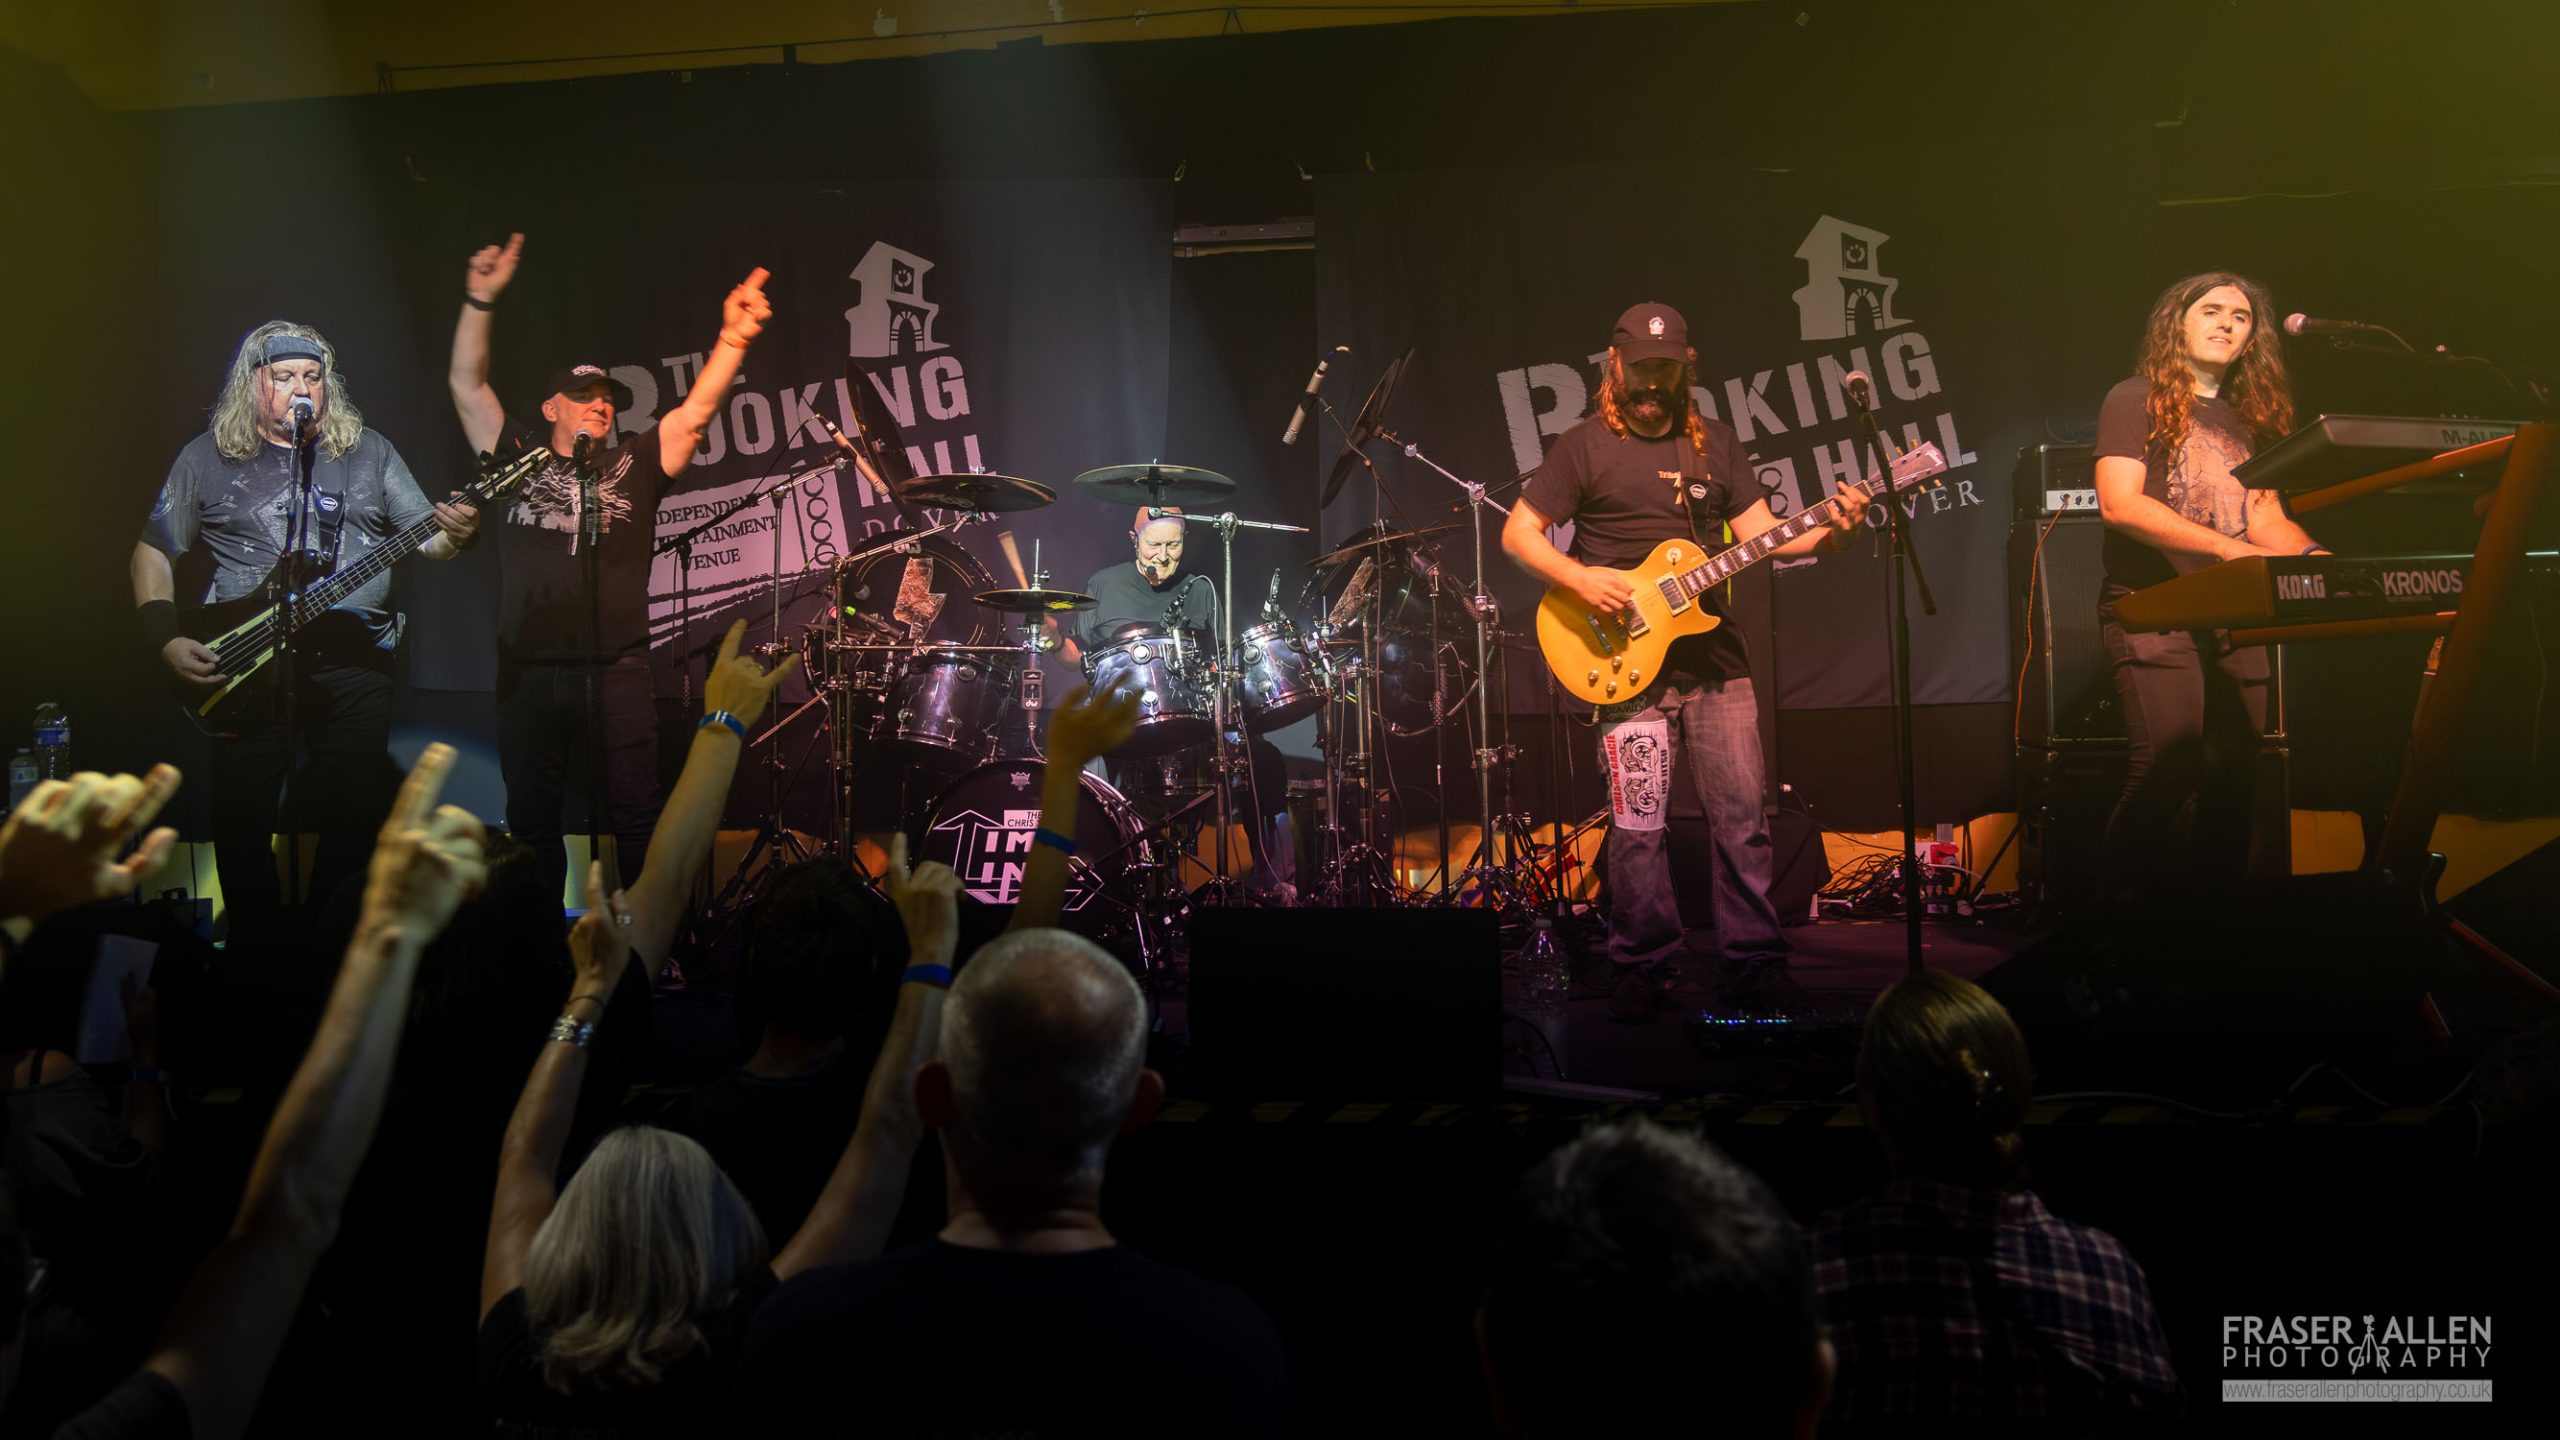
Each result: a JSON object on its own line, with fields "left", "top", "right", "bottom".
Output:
{"left": 1655, "top": 575, "right": 1687, "bottom": 616}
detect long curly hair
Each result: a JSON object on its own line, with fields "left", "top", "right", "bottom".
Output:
{"left": 2134, "top": 272, "right": 2296, "bottom": 469}
{"left": 1592, "top": 346, "right": 1714, "bottom": 456}
{"left": 210, "top": 320, "right": 366, "bottom": 460}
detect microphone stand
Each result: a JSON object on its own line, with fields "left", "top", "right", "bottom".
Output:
{"left": 576, "top": 437, "right": 613, "bottom": 902}
{"left": 274, "top": 409, "right": 317, "bottom": 911}
{"left": 1848, "top": 385, "right": 1936, "bottom": 974}
{"left": 1373, "top": 427, "right": 1508, "bottom": 899}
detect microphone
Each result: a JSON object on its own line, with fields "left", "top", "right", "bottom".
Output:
{"left": 290, "top": 397, "right": 315, "bottom": 430}
{"left": 1281, "top": 345, "right": 1350, "bottom": 446}
{"left": 2282, "top": 312, "right": 2390, "bottom": 339}
{"left": 812, "top": 409, "right": 898, "bottom": 505}
{"left": 573, "top": 429, "right": 597, "bottom": 461}
{"left": 1264, "top": 567, "right": 1282, "bottom": 621}
{"left": 1842, "top": 370, "right": 1876, "bottom": 410}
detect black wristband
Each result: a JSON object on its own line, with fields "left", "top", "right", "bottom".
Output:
{"left": 137, "top": 599, "right": 181, "bottom": 650}
{"left": 463, "top": 294, "right": 496, "bottom": 312}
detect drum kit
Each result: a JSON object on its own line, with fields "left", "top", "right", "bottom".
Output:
{"left": 686, "top": 354, "right": 1558, "bottom": 965}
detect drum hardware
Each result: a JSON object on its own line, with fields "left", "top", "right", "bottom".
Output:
{"left": 897, "top": 472, "right": 1058, "bottom": 514}
{"left": 1342, "top": 406, "right": 1529, "bottom": 907}
{"left": 1070, "top": 462, "right": 1239, "bottom": 510}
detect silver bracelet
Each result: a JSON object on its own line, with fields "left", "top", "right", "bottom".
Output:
{"left": 548, "top": 1014, "right": 597, "bottom": 1048}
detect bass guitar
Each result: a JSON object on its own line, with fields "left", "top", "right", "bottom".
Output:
{"left": 1533, "top": 441, "right": 1948, "bottom": 705}
{"left": 175, "top": 445, "right": 542, "bottom": 722}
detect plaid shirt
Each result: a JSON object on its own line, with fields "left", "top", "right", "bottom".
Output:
{"left": 1807, "top": 1180, "right": 2183, "bottom": 1434}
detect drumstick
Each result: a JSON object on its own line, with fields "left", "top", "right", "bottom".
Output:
{"left": 997, "top": 531, "right": 1030, "bottom": 589}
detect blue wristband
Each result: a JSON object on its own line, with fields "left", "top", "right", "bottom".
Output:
{"left": 1032, "top": 825, "right": 1077, "bottom": 856}
{"left": 2301, "top": 545, "right": 2327, "bottom": 556}
{"left": 902, "top": 963, "right": 954, "bottom": 989}
{"left": 700, "top": 710, "right": 747, "bottom": 742}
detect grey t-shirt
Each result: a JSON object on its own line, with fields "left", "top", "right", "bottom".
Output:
{"left": 140, "top": 429, "right": 432, "bottom": 651}
{"left": 1076, "top": 561, "right": 1218, "bottom": 654}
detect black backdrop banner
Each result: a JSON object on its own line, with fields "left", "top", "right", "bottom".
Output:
{"left": 401, "top": 177, "right": 1176, "bottom": 695}
{"left": 1314, "top": 142, "right": 2158, "bottom": 711}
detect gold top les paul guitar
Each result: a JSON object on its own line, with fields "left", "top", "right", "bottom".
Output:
{"left": 1533, "top": 442, "right": 1949, "bottom": 705}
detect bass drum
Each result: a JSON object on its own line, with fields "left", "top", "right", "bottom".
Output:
{"left": 917, "top": 761, "right": 1150, "bottom": 936}
{"left": 838, "top": 531, "right": 1000, "bottom": 648}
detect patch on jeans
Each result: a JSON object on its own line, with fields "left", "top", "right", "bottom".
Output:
{"left": 1602, "top": 715, "right": 1672, "bottom": 833}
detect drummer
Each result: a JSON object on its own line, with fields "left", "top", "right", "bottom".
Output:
{"left": 1047, "top": 507, "right": 1297, "bottom": 904}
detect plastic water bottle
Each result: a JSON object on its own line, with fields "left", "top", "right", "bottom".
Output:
{"left": 31, "top": 703, "right": 69, "bottom": 781}
{"left": 1517, "top": 916, "right": 1571, "bottom": 1079}
{"left": 6, "top": 749, "right": 34, "bottom": 811}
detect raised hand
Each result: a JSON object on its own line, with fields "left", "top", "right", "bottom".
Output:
{"left": 359, "top": 743, "right": 488, "bottom": 943}
{"left": 567, "top": 859, "right": 634, "bottom": 997}
{"left": 721, "top": 267, "right": 773, "bottom": 349}
{"left": 881, "top": 832, "right": 962, "bottom": 967}
{"left": 1045, "top": 680, "right": 1143, "bottom": 771}
{"left": 0, "top": 765, "right": 181, "bottom": 937}
{"left": 465, "top": 233, "right": 524, "bottom": 304}
{"left": 702, "top": 618, "right": 798, "bottom": 731}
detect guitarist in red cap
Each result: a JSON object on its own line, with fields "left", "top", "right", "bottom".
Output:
{"left": 1503, "top": 302, "right": 1861, "bottom": 1020}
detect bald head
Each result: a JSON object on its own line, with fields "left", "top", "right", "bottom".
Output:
{"left": 942, "top": 928, "right": 1150, "bottom": 1183}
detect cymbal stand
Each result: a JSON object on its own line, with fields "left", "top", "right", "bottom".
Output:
{"left": 1201, "top": 511, "right": 1309, "bottom": 901}
{"left": 1375, "top": 428, "right": 1518, "bottom": 900}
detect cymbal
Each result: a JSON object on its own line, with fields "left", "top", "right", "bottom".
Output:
{"left": 1323, "top": 348, "right": 1414, "bottom": 508}
{"left": 898, "top": 473, "right": 1056, "bottom": 513}
{"left": 1071, "top": 463, "right": 1236, "bottom": 508}
{"left": 842, "top": 359, "right": 915, "bottom": 485}
{"left": 1303, "top": 521, "right": 1456, "bottom": 571}
{"left": 973, "top": 586, "right": 1095, "bottom": 614}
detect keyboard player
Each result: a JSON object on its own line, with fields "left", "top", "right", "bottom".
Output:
{"left": 2092, "top": 272, "right": 2333, "bottom": 897}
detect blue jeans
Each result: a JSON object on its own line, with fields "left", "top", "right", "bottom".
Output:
{"left": 1596, "top": 676, "right": 1789, "bottom": 968}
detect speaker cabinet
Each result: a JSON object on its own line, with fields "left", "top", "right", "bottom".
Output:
{"left": 1188, "top": 908, "right": 1501, "bottom": 1102}
{"left": 2016, "top": 739, "right": 2291, "bottom": 912}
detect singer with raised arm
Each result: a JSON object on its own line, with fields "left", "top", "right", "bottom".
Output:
{"left": 2092, "top": 272, "right": 2322, "bottom": 899}
{"left": 446, "top": 233, "right": 773, "bottom": 909}
{"left": 1044, "top": 508, "right": 1297, "bottom": 903}
{"left": 1501, "top": 303, "right": 1860, "bottom": 1023}
{"left": 130, "top": 322, "right": 477, "bottom": 928}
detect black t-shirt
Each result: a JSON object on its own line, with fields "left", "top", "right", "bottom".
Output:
{"left": 1076, "top": 562, "right": 1217, "bottom": 655}
{"left": 2092, "top": 376, "right": 2262, "bottom": 589}
{"left": 494, "top": 424, "right": 675, "bottom": 663}
{"left": 140, "top": 429, "right": 432, "bottom": 655}
{"left": 731, "top": 1239, "right": 1301, "bottom": 1437}
{"left": 476, "top": 1273, "right": 774, "bottom": 1439}
{"left": 49, "top": 1370, "right": 189, "bottom": 1440}
{"left": 1519, "top": 415, "right": 1754, "bottom": 682}
{"left": 666, "top": 1048, "right": 873, "bottom": 1245}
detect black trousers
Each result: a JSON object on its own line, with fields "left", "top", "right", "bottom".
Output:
{"left": 497, "top": 656, "right": 663, "bottom": 906}
{"left": 208, "top": 657, "right": 398, "bottom": 924}
{"left": 2097, "top": 586, "right": 2271, "bottom": 894}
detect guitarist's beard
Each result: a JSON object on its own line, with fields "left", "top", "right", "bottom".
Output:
{"left": 1622, "top": 383, "right": 1683, "bottom": 438}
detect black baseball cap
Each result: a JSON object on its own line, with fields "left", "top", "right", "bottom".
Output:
{"left": 541, "top": 362, "right": 635, "bottom": 411}
{"left": 1611, "top": 303, "right": 1689, "bottom": 364}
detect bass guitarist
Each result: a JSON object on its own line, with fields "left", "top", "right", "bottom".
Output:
{"left": 1502, "top": 302, "right": 1859, "bottom": 1020}
{"left": 132, "top": 321, "right": 479, "bottom": 926}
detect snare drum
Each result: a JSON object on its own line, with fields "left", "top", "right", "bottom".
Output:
{"left": 1081, "top": 628, "right": 1212, "bottom": 756}
{"left": 885, "top": 647, "right": 1017, "bottom": 767}
{"left": 1233, "top": 619, "right": 1330, "bottom": 733}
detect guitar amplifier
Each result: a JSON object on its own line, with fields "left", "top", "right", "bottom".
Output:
{"left": 2010, "top": 514, "right": 2121, "bottom": 746}
{"left": 2016, "top": 443, "right": 2097, "bottom": 519}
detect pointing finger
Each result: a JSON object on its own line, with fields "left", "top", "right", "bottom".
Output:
{"left": 716, "top": 618, "right": 745, "bottom": 670}
{"left": 742, "top": 266, "right": 771, "bottom": 290}
{"left": 390, "top": 743, "right": 455, "bottom": 834}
